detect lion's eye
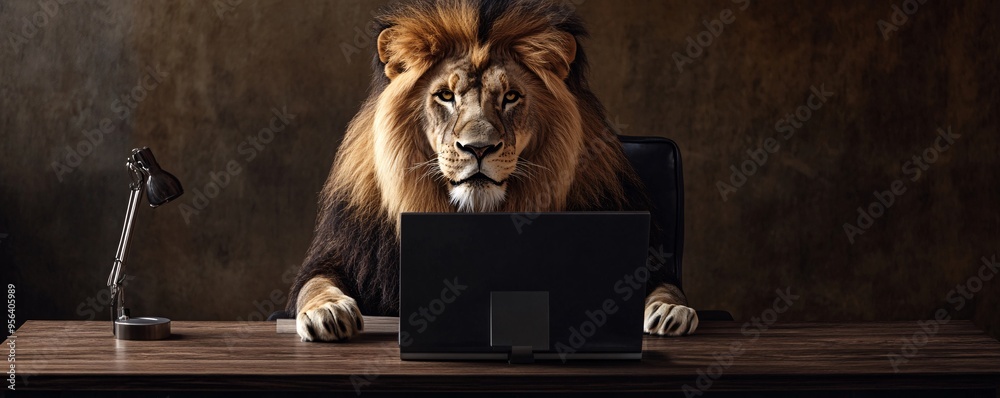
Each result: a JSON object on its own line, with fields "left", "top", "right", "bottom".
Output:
{"left": 503, "top": 91, "right": 522, "bottom": 105}
{"left": 435, "top": 90, "right": 455, "bottom": 102}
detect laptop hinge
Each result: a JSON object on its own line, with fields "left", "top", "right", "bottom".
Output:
{"left": 509, "top": 346, "right": 534, "bottom": 364}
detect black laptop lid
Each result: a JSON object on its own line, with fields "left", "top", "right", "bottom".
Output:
{"left": 399, "top": 212, "right": 650, "bottom": 360}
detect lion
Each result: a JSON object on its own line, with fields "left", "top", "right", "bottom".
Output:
{"left": 286, "top": 0, "right": 698, "bottom": 342}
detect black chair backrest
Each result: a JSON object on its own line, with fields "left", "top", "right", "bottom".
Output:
{"left": 618, "top": 136, "right": 684, "bottom": 288}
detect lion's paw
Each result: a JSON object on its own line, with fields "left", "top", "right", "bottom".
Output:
{"left": 644, "top": 301, "right": 698, "bottom": 336}
{"left": 296, "top": 290, "right": 364, "bottom": 342}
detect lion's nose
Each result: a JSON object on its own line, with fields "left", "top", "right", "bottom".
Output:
{"left": 456, "top": 141, "right": 503, "bottom": 161}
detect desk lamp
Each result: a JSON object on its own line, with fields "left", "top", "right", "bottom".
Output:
{"left": 105, "top": 147, "right": 183, "bottom": 340}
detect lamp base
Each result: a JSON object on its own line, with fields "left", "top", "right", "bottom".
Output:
{"left": 114, "top": 317, "right": 171, "bottom": 340}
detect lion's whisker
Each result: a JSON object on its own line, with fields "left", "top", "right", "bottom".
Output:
{"left": 510, "top": 158, "right": 550, "bottom": 181}
{"left": 407, "top": 158, "right": 438, "bottom": 172}
{"left": 517, "top": 158, "right": 551, "bottom": 173}
{"left": 405, "top": 156, "right": 449, "bottom": 183}
{"left": 510, "top": 167, "right": 534, "bottom": 179}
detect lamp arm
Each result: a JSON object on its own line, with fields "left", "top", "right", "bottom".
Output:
{"left": 109, "top": 185, "right": 143, "bottom": 285}
{"left": 107, "top": 162, "right": 146, "bottom": 334}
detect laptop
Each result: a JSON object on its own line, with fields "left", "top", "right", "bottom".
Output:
{"left": 399, "top": 212, "right": 650, "bottom": 362}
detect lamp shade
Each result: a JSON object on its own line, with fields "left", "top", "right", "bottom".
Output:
{"left": 131, "top": 147, "right": 184, "bottom": 207}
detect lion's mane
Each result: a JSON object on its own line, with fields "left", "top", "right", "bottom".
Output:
{"left": 288, "top": 0, "right": 656, "bottom": 315}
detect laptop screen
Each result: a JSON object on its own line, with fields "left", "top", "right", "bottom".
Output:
{"left": 399, "top": 212, "right": 650, "bottom": 361}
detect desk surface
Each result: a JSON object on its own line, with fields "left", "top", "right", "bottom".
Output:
{"left": 5, "top": 318, "right": 1000, "bottom": 392}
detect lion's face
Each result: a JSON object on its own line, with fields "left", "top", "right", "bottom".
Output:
{"left": 352, "top": 0, "right": 620, "bottom": 220}
{"left": 422, "top": 58, "right": 538, "bottom": 212}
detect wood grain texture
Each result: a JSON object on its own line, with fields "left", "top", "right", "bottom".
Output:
{"left": 5, "top": 319, "right": 999, "bottom": 392}
{"left": 276, "top": 316, "right": 399, "bottom": 334}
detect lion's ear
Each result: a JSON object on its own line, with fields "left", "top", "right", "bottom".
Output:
{"left": 377, "top": 26, "right": 441, "bottom": 80}
{"left": 514, "top": 30, "right": 577, "bottom": 80}
{"left": 377, "top": 28, "right": 405, "bottom": 80}
{"left": 559, "top": 31, "right": 578, "bottom": 71}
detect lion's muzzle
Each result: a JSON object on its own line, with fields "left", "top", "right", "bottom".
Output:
{"left": 449, "top": 115, "right": 509, "bottom": 187}
{"left": 443, "top": 118, "right": 512, "bottom": 211}
{"left": 456, "top": 141, "right": 502, "bottom": 161}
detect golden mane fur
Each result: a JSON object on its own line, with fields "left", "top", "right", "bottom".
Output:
{"left": 325, "top": 0, "right": 632, "bottom": 229}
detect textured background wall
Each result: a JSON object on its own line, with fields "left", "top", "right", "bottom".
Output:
{"left": 1, "top": 0, "right": 998, "bottom": 339}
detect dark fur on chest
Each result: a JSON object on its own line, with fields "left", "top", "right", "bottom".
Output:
{"left": 287, "top": 201, "right": 401, "bottom": 316}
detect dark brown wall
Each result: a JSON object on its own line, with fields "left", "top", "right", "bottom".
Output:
{"left": 2, "top": 1, "right": 998, "bottom": 338}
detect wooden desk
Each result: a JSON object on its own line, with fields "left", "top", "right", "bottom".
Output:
{"left": 5, "top": 318, "right": 1000, "bottom": 394}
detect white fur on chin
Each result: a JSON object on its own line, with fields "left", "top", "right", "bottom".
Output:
{"left": 449, "top": 183, "right": 507, "bottom": 212}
